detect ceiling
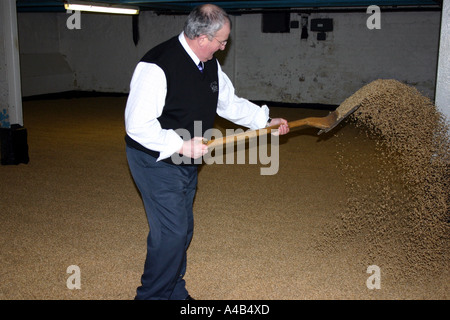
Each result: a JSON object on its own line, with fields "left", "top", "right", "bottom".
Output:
{"left": 16, "top": 0, "right": 443, "bottom": 14}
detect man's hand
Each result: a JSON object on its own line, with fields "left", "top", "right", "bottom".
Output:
{"left": 178, "top": 137, "right": 209, "bottom": 159}
{"left": 268, "top": 118, "right": 290, "bottom": 136}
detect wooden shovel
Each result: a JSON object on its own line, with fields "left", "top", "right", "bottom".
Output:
{"left": 205, "top": 103, "right": 360, "bottom": 149}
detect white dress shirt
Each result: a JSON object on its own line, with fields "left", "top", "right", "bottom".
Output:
{"left": 125, "top": 32, "right": 269, "bottom": 161}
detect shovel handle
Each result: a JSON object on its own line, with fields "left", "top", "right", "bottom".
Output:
{"left": 204, "top": 113, "right": 338, "bottom": 149}
{"left": 205, "top": 126, "right": 277, "bottom": 149}
{"left": 204, "top": 119, "right": 312, "bottom": 149}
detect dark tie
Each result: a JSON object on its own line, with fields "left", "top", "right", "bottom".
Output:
{"left": 198, "top": 62, "right": 204, "bottom": 73}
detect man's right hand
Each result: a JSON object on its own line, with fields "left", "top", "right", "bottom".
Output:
{"left": 178, "top": 137, "right": 209, "bottom": 159}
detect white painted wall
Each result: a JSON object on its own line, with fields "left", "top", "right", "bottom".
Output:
{"left": 1, "top": 0, "right": 23, "bottom": 127}
{"left": 0, "top": 8, "right": 9, "bottom": 126}
{"left": 234, "top": 11, "right": 440, "bottom": 104}
{"left": 57, "top": 12, "right": 141, "bottom": 93}
{"left": 18, "top": 13, "right": 74, "bottom": 97}
{"left": 17, "top": 9, "right": 441, "bottom": 106}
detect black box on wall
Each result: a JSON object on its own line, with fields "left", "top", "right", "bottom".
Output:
{"left": 1, "top": 124, "right": 29, "bottom": 165}
{"left": 262, "top": 12, "right": 290, "bottom": 33}
{"left": 310, "top": 18, "right": 333, "bottom": 41}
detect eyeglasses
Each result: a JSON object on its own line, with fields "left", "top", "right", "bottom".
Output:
{"left": 213, "top": 37, "right": 228, "bottom": 47}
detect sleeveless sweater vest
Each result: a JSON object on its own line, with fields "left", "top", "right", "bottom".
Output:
{"left": 125, "top": 36, "right": 219, "bottom": 165}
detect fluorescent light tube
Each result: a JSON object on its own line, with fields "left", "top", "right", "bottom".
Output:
{"left": 64, "top": 2, "right": 139, "bottom": 15}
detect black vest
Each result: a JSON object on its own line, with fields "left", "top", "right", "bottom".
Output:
{"left": 125, "top": 36, "right": 219, "bottom": 165}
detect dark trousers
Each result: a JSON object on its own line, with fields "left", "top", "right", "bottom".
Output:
{"left": 126, "top": 146, "right": 198, "bottom": 300}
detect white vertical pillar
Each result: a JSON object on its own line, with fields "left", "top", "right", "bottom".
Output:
{"left": 0, "top": 0, "right": 23, "bottom": 127}
{"left": 435, "top": 0, "right": 450, "bottom": 123}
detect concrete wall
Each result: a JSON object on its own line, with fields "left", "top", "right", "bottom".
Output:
{"left": 234, "top": 11, "right": 440, "bottom": 104}
{"left": 18, "top": 13, "right": 74, "bottom": 97}
{"left": 0, "top": 14, "right": 9, "bottom": 126}
{"left": 1, "top": 0, "right": 23, "bottom": 127}
{"left": 17, "top": 9, "right": 441, "bottom": 105}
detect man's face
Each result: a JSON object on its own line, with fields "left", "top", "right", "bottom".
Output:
{"left": 199, "top": 21, "right": 230, "bottom": 62}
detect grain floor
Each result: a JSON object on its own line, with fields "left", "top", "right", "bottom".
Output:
{"left": 0, "top": 95, "right": 448, "bottom": 300}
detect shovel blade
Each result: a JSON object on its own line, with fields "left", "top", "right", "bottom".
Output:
{"left": 317, "top": 104, "right": 360, "bottom": 135}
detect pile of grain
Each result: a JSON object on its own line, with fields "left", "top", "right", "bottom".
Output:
{"left": 328, "top": 79, "right": 449, "bottom": 286}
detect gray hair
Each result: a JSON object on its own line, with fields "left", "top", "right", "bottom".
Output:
{"left": 183, "top": 4, "right": 231, "bottom": 40}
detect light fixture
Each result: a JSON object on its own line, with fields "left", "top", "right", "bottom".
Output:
{"left": 64, "top": 1, "right": 139, "bottom": 15}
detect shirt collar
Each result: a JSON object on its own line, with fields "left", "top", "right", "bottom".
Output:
{"left": 178, "top": 32, "right": 201, "bottom": 66}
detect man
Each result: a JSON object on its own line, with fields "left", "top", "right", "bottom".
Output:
{"left": 125, "top": 3, "right": 289, "bottom": 300}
